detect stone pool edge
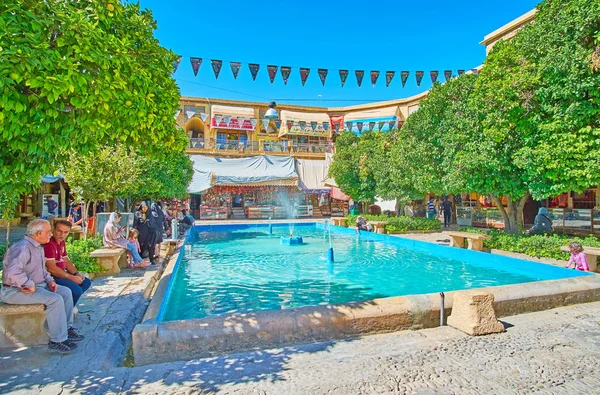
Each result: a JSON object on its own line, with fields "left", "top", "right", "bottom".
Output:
{"left": 133, "top": 247, "right": 600, "bottom": 366}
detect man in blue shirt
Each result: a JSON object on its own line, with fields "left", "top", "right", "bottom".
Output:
{"left": 46, "top": 196, "right": 58, "bottom": 216}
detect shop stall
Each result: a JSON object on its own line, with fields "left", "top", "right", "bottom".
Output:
{"left": 296, "top": 158, "right": 332, "bottom": 217}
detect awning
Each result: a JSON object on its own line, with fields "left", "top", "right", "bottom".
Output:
{"left": 344, "top": 107, "right": 399, "bottom": 134}
{"left": 296, "top": 159, "right": 331, "bottom": 193}
{"left": 41, "top": 175, "right": 63, "bottom": 183}
{"left": 188, "top": 155, "right": 298, "bottom": 193}
{"left": 279, "top": 110, "right": 332, "bottom": 138}
{"left": 210, "top": 105, "right": 257, "bottom": 131}
{"left": 330, "top": 186, "right": 350, "bottom": 201}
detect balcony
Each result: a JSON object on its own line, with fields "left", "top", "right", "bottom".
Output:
{"left": 186, "top": 138, "right": 332, "bottom": 158}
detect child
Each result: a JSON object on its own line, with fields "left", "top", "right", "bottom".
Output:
{"left": 127, "top": 229, "right": 150, "bottom": 269}
{"left": 565, "top": 242, "right": 590, "bottom": 272}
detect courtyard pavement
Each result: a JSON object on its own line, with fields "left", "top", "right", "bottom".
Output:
{"left": 0, "top": 225, "right": 599, "bottom": 394}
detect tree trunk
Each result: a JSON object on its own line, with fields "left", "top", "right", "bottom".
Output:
{"left": 83, "top": 200, "right": 89, "bottom": 240}
{"left": 491, "top": 193, "right": 529, "bottom": 235}
{"left": 5, "top": 220, "right": 10, "bottom": 246}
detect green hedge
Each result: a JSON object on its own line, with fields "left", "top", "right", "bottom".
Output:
{"left": 484, "top": 231, "right": 600, "bottom": 260}
{"left": 460, "top": 228, "right": 600, "bottom": 260}
{"left": 1, "top": 236, "right": 105, "bottom": 274}
{"left": 67, "top": 235, "right": 105, "bottom": 274}
{"left": 345, "top": 214, "right": 441, "bottom": 233}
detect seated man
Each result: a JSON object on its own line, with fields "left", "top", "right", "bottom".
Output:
{"left": 44, "top": 220, "right": 92, "bottom": 305}
{"left": 355, "top": 216, "right": 372, "bottom": 233}
{"left": 1, "top": 219, "right": 84, "bottom": 353}
{"left": 179, "top": 209, "right": 194, "bottom": 235}
{"left": 529, "top": 207, "right": 553, "bottom": 234}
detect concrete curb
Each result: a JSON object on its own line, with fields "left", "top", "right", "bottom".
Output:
{"left": 132, "top": 273, "right": 600, "bottom": 366}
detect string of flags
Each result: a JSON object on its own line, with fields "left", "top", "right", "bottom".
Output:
{"left": 173, "top": 56, "right": 478, "bottom": 88}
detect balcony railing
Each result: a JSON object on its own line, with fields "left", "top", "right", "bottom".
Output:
{"left": 187, "top": 138, "right": 331, "bottom": 155}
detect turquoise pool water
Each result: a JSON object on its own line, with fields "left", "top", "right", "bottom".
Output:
{"left": 159, "top": 223, "right": 590, "bottom": 322}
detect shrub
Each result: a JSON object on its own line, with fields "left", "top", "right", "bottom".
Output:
{"left": 67, "top": 235, "right": 105, "bottom": 274}
{"left": 483, "top": 230, "right": 600, "bottom": 260}
{"left": 345, "top": 214, "right": 441, "bottom": 233}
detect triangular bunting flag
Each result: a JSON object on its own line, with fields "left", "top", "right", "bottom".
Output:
{"left": 190, "top": 57, "right": 202, "bottom": 77}
{"left": 185, "top": 110, "right": 196, "bottom": 120}
{"left": 224, "top": 116, "right": 231, "bottom": 125}
{"left": 430, "top": 71, "right": 439, "bottom": 83}
{"left": 323, "top": 123, "right": 330, "bottom": 131}
{"left": 318, "top": 69, "right": 328, "bottom": 86}
{"left": 286, "top": 121, "right": 293, "bottom": 130}
{"left": 385, "top": 71, "right": 395, "bottom": 87}
{"left": 211, "top": 59, "right": 223, "bottom": 79}
{"left": 230, "top": 62, "right": 241, "bottom": 79}
{"left": 415, "top": 71, "right": 424, "bottom": 86}
{"left": 275, "top": 120, "right": 281, "bottom": 130}
{"left": 200, "top": 113, "right": 208, "bottom": 122}
{"left": 281, "top": 66, "right": 291, "bottom": 85}
{"left": 310, "top": 121, "right": 318, "bottom": 131}
{"left": 249, "top": 63, "right": 260, "bottom": 81}
{"left": 370, "top": 71, "right": 380, "bottom": 87}
{"left": 173, "top": 55, "right": 182, "bottom": 74}
{"left": 388, "top": 120, "right": 396, "bottom": 130}
{"left": 471, "top": 68, "right": 479, "bottom": 75}
{"left": 444, "top": 70, "right": 452, "bottom": 82}
{"left": 339, "top": 70, "right": 348, "bottom": 87}
{"left": 300, "top": 68, "right": 310, "bottom": 86}
{"left": 215, "top": 115, "right": 223, "bottom": 124}
{"left": 368, "top": 121, "right": 376, "bottom": 131}
{"left": 267, "top": 65, "right": 278, "bottom": 83}
{"left": 262, "top": 119, "right": 270, "bottom": 130}
{"left": 345, "top": 121, "right": 353, "bottom": 131}
{"left": 457, "top": 69, "right": 465, "bottom": 76}
{"left": 174, "top": 109, "right": 181, "bottom": 119}
{"left": 250, "top": 118, "right": 257, "bottom": 128}
{"left": 356, "top": 122, "right": 364, "bottom": 132}
{"left": 400, "top": 71, "right": 409, "bottom": 88}
{"left": 378, "top": 121, "right": 386, "bottom": 131}
{"left": 355, "top": 70, "right": 364, "bottom": 87}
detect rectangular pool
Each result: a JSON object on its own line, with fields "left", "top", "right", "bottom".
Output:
{"left": 158, "top": 223, "right": 590, "bottom": 322}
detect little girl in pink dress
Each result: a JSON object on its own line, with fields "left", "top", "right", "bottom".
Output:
{"left": 565, "top": 242, "right": 590, "bottom": 272}
{"left": 128, "top": 229, "right": 150, "bottom": 269}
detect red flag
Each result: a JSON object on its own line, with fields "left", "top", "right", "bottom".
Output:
{"left": 267, "top": 65, "right": 278, "bottom": 83}
{"left": 300, "top": 68, "right": 310, "bottom": 86}
{"left": 430, "top": 71, "right": 439, "bottom": 83}
{"left": 370, "top": 71, "right": 380, "bottom": 87}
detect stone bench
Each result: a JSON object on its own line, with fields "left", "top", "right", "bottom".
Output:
{"left": 90, "top": 247, "right": 128, "bottom": 275}
{"left": 332, "top": 218, "right": 348, "bottom": 227}
{"left": 0, "top": 300, "right": 47, "bottom": 348}
{"left": 444, "top": 231, "right": 491, "bottom": 251}
{"left": 560, "top": 246, "right": 600, "bottom": 272}
{"left": 370, "top": 221, "right": 388, "bottom": 234}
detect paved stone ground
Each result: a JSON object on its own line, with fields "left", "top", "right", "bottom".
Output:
{"left": 2, "top": 301, "right": 599, "bottom": 394}
{"left": 1, "top": 226, "right": 598, "bottom": 394}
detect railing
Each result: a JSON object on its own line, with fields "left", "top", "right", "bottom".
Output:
{"left": 188, "top": 138, "right": 205, "bottom": 149}
{"left": 215, "top": 140, "right": 258, "bottom": 152}
{"left": 291, "top": 143, "right": 333, "bottom": 154}
{"left": 263, "top": 141, "right": 289, "bottom": 152}
{"left": 548, "top": 208, "right": 600, "bottom": 234}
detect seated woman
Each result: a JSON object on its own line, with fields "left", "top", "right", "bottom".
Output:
{"left": 103, "top": 212, "right": 149, "bottom": 267}
{"left": 529, "top": 207, "right": 553, "bottom": 234}
{"left": 355, "top": 216, "right": 372, "bottom": 233}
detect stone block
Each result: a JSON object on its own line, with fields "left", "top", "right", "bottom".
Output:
{"left": 447, "top": 290, "right": 505, "bottom": 336}
{"left": 0, "top": 302, "right": 48, "bottom": 348}
{"left": 90, "top": 247, "right": 127, "bottom": 275}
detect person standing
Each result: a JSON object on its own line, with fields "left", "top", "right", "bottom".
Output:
{"left": 134, "top": 202, "right": 155, "bottom": 261}
{"left": 441, "top": 196, "right": 453, "bottom": 228}
{"left": 43, "top": 220, "right": 92, "bottom": 305}
{"left": 46, "top": 196, "right": 58, "bottom": 217}
{"left": 147, "top": 202, "right": 165, "bottom": 263}
{"left": 426, "top": 197, "right": 436, "bottom": 219}
{"left": 1, "top": 219, "right": 84, "bottom": 353}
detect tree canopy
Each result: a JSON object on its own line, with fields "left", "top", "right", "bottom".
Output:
{"left": 0, "top": 0, "right": 185, "bottom": 218}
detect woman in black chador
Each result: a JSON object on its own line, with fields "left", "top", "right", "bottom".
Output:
{"left": 133, "top": 202, "right": 157, "bottom": 263}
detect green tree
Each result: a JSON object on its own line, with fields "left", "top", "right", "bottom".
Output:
{"left": 329, "top": 131, "right": 380, "bottom": 206}
{"left": 0, "top": 0, "right": 185, "bottom": 219}
{"left": 126, "top": 149, "right": 194, "bottom": 202}
{"left": 62, "top": 144, "right": 139, "bottom": 224}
